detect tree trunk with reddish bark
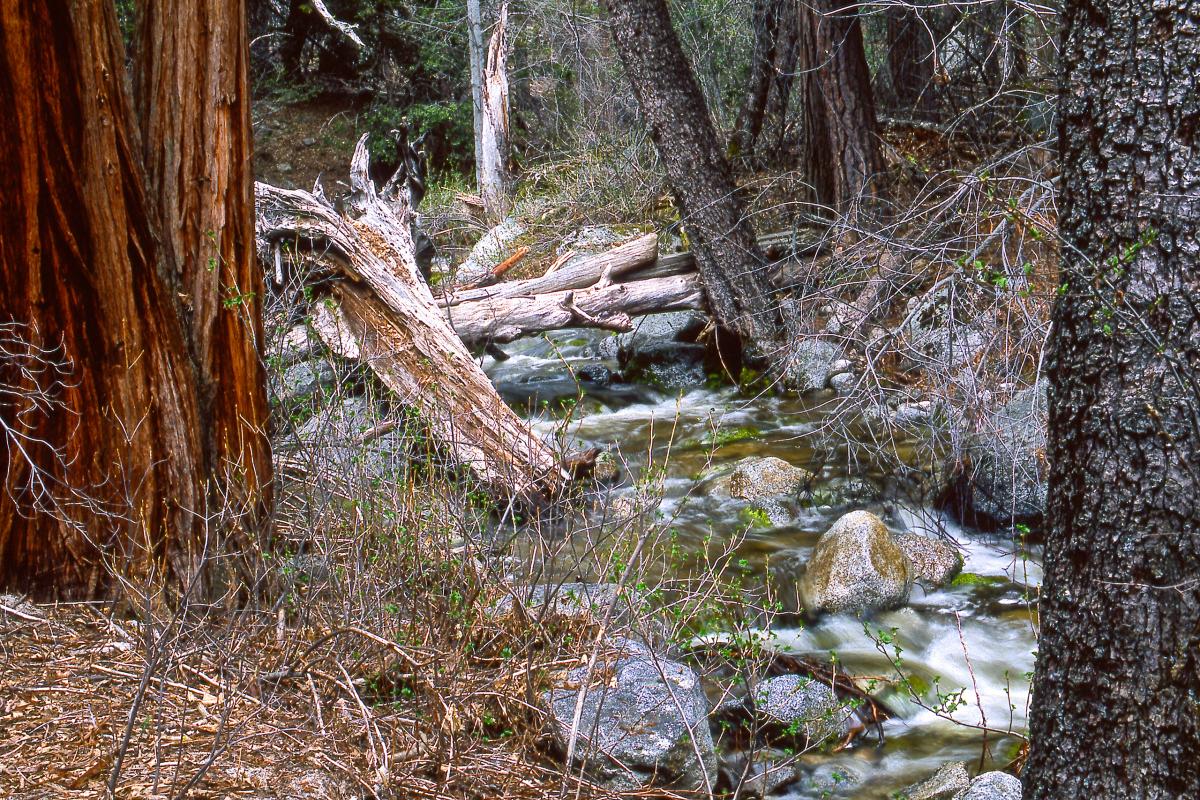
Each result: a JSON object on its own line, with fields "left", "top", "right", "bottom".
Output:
{"left": 0, "top": 0, "right": 270, "bottom": 602}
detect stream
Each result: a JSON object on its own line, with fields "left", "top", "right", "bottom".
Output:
{"left": 485, "top": 330, "right": 1040, "bottom": 799}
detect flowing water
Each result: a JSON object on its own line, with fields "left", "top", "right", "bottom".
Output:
{"left": 486, "top": 331, "right": 1039, "bottom": 798}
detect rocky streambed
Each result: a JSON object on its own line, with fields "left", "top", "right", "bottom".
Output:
{"left": 484, "top": 325, "right": 1040, "bottom": 799}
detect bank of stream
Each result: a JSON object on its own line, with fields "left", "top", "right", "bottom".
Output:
{"left": 486, "top": 330, "right": 1039, "bottom": 799}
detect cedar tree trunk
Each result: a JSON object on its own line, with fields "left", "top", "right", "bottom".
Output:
{"left": 0, "top": 0, "right": 270, "bottom": 601}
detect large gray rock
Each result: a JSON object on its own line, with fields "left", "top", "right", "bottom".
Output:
{"left": 894, "top": 533, "right": 963, "bottom": 587}
{"left": 903, "top": 761, "right": 971, "bottom": 800}
{"left": 783, "top": 339, "right": 843, "bottom": 393}
{"left": 456, "top": 216, "right": 528, "bottom": 284}
{"left": 954, "top": 771, "right": 1022, "bottom": 800}
{"left": 968, "top": 381, "right": 1048, "bottom": 522}
{"left": 599, "top": 312, "right": 711, "bottom": 389}
{"left": 719, "top": 751, "right": 799, "bottom": 798}
{"left": 898, "top": 284, "right": 990, "bottom": 374}
{"left": 754, "top": 674, "right": 854, "bottom": 746}
{"left": 799, "top": 511, "right": 913, "bottom": 615}
{"left": 273, "top": 359, "right": 335, "bottom": 405}
{"left": 544, "top": 641, "right": 717, "bottom": 792}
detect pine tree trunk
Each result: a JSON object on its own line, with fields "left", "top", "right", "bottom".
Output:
{"left": 732, "top": 0, "right": 781, "bottom": 160}
{"left": 1024, "top": 1, "right": 1200, "bottom": 796}
{"left": 886, "top": 6, "right": 935, "bottom": 118}
{"left": 799, "top": 0, "right": 884, "bottom": 214}
{"left": 0, "top": 0, "right": 270, "bottom": 601}
{"left": 602, "top": 0, "right": 783, "bottom": 349}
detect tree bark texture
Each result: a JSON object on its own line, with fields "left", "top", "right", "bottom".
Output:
{"left": 732, "top": 0, "right": 781, "bottom": 159}
{"left": 799, "top": 0, "right": 885, "bottom": 214}
{"left": 0, "top": 0, "right": 267, "bottom": 599}
{"left": 886, "top": 6, "right": 935, "bottom": 118}
{"left": 602, "top": 0, "right": 784, "bottom": 352}
{"left": 135, "top": 0, "right": 272, "bottom": 526}
{"left": 1024, "top": 1, "right": 1200, "bottom": 797}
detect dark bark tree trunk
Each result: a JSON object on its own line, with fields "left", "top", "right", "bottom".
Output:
{"left": 0, "top": 0, "right": 270, "bottom": 601}
{"left": 799, "top": 0, "right": 885, "bottom": 214}
{"left": 732, "top": 0, "right": 781, "bottom": 160}
{"left": 762, "top": 0, "right": 800, "bottom": 158}
{"left": 602, "top": 0, "right": 784, "bottom": 351}
{"left": 886, "top": 6, "right": 935, "bottom": 118}
{"left": 1024, "top": 1, "right": 1200, "bottom": 797}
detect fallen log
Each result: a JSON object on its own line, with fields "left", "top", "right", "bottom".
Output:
{"left": 257, "top": 135, "right": 563, "bottom": 498}
{"left": 447, "top": 273, "right": 706, "bottom": 345}
{"left": 438, "top": 232, "right": 659, "bottom": 306}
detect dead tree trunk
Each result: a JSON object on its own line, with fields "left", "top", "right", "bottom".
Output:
{"left": 602, "top": 0, "right": 785, "bottom": 357}
{"left": 256, "top": 137, "right": 563, "bottom": 497}
{"left": 732, "top": 0, "right": 781, "bottom": 160}
{"left": 467, "top": 0, "right": 486, "bottom": 191}
{"left": 799, "top": 0, "right": 885, "bottom": 214}
{"left": 0, "top": 0, "right": 269, "bottom": 600}
{"left": 479, "top": 2, "right": 513, "bottom": 220}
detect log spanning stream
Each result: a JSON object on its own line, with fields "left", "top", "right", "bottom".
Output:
{"left": 486, "top": 330, "right": 1040, "bottom": 799}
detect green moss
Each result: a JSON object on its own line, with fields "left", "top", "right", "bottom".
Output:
{"left": 705, "top": 426, "right": 759, "bottom": 448}
{"left": 950, "top": 572, "right": 1007, "bottom": 588}
{"left": 740, "top": 506, "right": 772, "bottom": 528}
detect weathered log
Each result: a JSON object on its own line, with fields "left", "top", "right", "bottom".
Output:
{"left": 447, "top": 274, "right": 706, "bottom": 345}
{"left": 438, "top": 233, "right": 659, "bottom": 306}
{"left": 257, "top": 136, "right": 563, "bottom": 498}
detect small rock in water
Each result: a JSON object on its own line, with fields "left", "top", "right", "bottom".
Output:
{"left": 799, "top": 510, "right": 913, "bottom": 615}
{"left": 726, "top": 456, "right": 814, "bottom": 501}
{"left": 830, "top": 372, "right": 857, "bottom": 395}
{"left": 893, "top": 532, "right": 963, "bottom": 587}
{"left": 754, "top": 674, "right": 855, "bottom": 746}
{"left": 903, "top": 761, "right": 971, "bottom": 800}
{"left": 955, "top": 771, "right": 1022, "bottom": 800}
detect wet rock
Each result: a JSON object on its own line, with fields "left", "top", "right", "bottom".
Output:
{"left": 968, "top": 381, "right": 1048, "bottom": 523}
{"left": 954, "top": 771, "right": 1022, "bottom": 800}
{"left": 783, "top": 338, "right": 842, "bottom": 393}
{"left": 894, "top": 533, "right": 963, "bottom": 587}
{"left": 799, "top": 510, "right": 913, "bottom": 615}
{"left": 576, "top": 363, "right": 616, "bottom": 386}
{"left": 725, "top": 457, "right": 814, "bottom": 501}
{"left": 903, "top": 761, "right": 971, "bottom": 800}
{"left": 600, "top": 312, "right": 711, "bottom": 389}
{"left": 544, "top": 641, "right": 716, "bottom": 793}
{"left": 754, "top": 674, "right": 855, "bottom": 746}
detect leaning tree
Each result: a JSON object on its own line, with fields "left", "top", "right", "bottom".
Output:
{"left": 1024, "top": 0, "right": 1200, "bottom": 796}
{"left": 601, "top": 0, "right": 786, "bottom": 357}
{"left": 0, "top": 0, "right": 270, "bottom": 601}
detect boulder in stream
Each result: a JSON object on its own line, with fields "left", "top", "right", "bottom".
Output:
{"left": 725, "top": 456, "right": 814, "bottom": 501}
{"left": 967, "top": 381, "right": 1048, "bottom": 523}
{"left": 783, "top": 338, "right": 843, "bottom": 393}
{"left": 799, "top": 511, "right": 914, "bottom": 615}
{"left": 544, "top": 640, "right": 717, "bottom": 793}
{"left": 599, "top": 311, "right": 711, "bottom": 389}
{"left": 902, "top": 761, "right": 971, "bottom": 800}
{"left": 893, "top": 532, "right": 963, "bottom": 587}
{"left": 954, "top": 771, "right": 1022, "bottom": 800}
{"left": 753, "top": 674, "right": 855, "bottom": 746}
